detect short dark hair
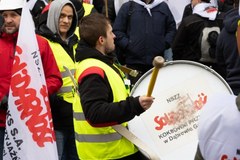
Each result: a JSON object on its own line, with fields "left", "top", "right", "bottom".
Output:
{"left": 79, "top": 13, "right": 110, "bottom": 48}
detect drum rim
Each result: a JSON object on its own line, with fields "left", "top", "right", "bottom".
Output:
{"left": 130, "top": 60, "right": 233, "bottom": 95}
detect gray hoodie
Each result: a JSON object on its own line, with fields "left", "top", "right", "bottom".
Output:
{"left": 47, "top": 0, "right": 78, "bottom": 40}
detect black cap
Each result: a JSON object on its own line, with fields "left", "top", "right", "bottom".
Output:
{"left": 14, "top": 8, "right": 22, "bottom": 15}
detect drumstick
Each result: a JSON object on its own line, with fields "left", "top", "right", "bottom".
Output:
{"left": 104, "top": 0, "right": 109, "bottom": 18}
{"left": 147, "top": 56, "right": 164, "bottom": 97}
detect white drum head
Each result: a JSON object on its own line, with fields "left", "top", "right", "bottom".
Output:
{"left": 128, "top": 60, "right": 232, "bottom": 160}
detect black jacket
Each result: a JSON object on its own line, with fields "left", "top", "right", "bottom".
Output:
{"left": 172, "top": 11, "right": 224, "bottom": 62}
{"left": 216, "top": 8, "right": 240, "bottom": 95}
{"left": 113, "top": 1, "right": 176, "bottom": 66}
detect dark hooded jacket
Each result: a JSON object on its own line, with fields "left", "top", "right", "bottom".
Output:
{"left": 216, "top": 8, "right": 240, "bottom": 95}
{"left": 113, "top": 0, "right": 176, "bottom": 66}
{"left": 75, "top": 40, "right": 145, "bottom": 125}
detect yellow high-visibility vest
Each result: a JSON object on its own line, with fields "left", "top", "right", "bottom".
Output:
{"left": 73, "top": 58, "right": 137, "bottom": 160}
{"left": 47, "top": 39, "right": 78, "bottom": 103}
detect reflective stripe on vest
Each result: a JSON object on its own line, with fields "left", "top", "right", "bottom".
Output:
{"left": 47, "top": 39, "right": 77, "bottom": 103}
{"left": 73, "top": 112, "right": 85, "bottom": 120}
{"left": 75, "top": 132, "right": 122, "bottom": 142}
{"left": 61, "top": 68, "right": 75, "bottom": 78}
{"left": 73, "top": 58, "right": 137, "bottom": 159}
{"left": 73, "top": 110, "right": 123, "bottom": 143}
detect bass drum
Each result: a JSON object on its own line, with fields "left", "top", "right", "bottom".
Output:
{"left": 128, "top": 60, "right": 233, "bottom": 160}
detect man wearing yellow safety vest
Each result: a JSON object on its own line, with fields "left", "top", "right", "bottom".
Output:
{"left": 74, "top": 13, "right": 155, "bottom": 159}
{"left": 36, "top": 0, "right": 82, "bottom": 159}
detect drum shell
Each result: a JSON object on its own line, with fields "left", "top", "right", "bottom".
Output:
{"left": 128, "top": 60, "right": 233, "bottom": 160}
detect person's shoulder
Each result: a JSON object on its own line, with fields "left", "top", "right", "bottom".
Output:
{"left": 155, "top": 1, "right": 169, "bottom": 9}
{"left": 181, "top": 14, "right": 203, "bottom": 27}
{"left": 120, "top": 1, "right": 132, "bottom": 10}
{"left": 215, "top": 10, "right": 225, "bottom": 21}
{"left": 184, "top": 3, "right": 192, "bottom": 9}
{"left": 36, "top": 34, "right": 48, "bottom": 43}
{"left": 35, "top": 34, "right": 51, "bottom": 51}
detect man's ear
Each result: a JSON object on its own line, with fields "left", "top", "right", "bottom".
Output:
{"left": 98, "top": 36, "right": 104, "bottom": 45}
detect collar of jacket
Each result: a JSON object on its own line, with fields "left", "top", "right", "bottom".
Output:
{"left": 1, "top": 32, "right": 18, "bottom": 41}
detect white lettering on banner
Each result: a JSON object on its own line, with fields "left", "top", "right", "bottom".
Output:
{"left": 3, "top": 1, "right": 58, "bottom": 160}
{"left": 31, "top": 50, "right": 42, "bottom": 77}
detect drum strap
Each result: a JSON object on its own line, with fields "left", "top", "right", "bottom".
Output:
{"left": 112, "top": 125, "right": 160, "bottom": 160}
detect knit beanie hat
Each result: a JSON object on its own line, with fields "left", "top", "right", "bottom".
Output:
{"left": 14, "top": 8, "right": 22, "bottom": 15}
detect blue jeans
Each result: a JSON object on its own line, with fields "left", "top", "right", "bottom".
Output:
{"left": 55, "top": 130, "right": 79, "bottom": 160}
{"left": 0, "top": 128, "right": 5, "bottom": 160}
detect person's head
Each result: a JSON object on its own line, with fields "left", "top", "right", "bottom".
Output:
{"left": 191, "top": 0, "right": 200, "bottom": 7}
{"left": 0, "top": 0, "right": 24, "bottom": 34}
{"left": 47, "top": 0, "right": 77, "bottom": 41}
{"left": 79, "top": 13, "right": 116, "bottom": 55}
{"left": 69, "top": 0, "right": 85, "bottom": 23}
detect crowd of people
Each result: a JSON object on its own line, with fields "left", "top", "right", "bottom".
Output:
{"left": 0, "top": 0, "right": 240, "bottom": 159}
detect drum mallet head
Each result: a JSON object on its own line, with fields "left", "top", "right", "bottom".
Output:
{"left": 153, "top": 56, "right": 164, "bottom": 68}
{"left": 147, "top": 56, "right": 165, "bottom": 97}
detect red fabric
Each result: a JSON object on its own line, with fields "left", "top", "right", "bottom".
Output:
{"left": 41, "top": 2, "right": 51, "bottom": 14}
{"left": 78, "top": 66, "right": 104, "bottom": 84}
{"left": 0, "top": 33, "right": 62, "bottom": 127}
